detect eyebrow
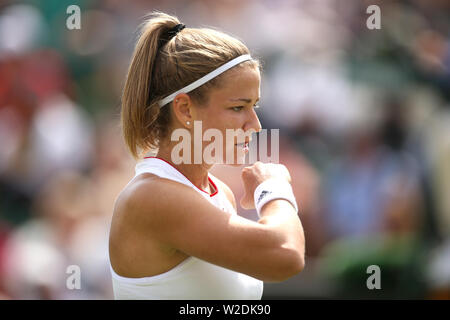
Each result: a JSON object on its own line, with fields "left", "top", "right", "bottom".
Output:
{"left": 229, "top": 97, "right": 260, "bottom": 104}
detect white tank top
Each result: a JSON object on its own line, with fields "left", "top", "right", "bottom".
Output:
{"left": 109, "top": 157, "right": 264, "bottom": 300}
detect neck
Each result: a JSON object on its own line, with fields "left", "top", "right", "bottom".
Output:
{"left": 155, "top": 141, "right": 215, "bottom": 193}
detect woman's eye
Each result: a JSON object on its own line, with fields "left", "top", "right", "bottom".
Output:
{"left": 231, "top": 105, "right": 259, "bottom": 112}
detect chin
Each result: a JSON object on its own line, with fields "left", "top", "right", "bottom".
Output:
{"left": 226, "top": 162, "right": 247, "bottom": 167}
{"left": 220, "top": 155, "right": 248, "bottom": 166}
{"left": 218, "top": 145, "right": 249, "bottom": 166}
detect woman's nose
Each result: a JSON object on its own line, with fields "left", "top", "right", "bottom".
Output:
{"left": 244, "top": 107, "right": 262, "bottom": 134}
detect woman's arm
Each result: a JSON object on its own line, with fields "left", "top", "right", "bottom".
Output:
{"left": 122, "top": 171, "right": 305, "bottom": 282}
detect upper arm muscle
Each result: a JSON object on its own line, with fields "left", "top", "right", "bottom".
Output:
{"left": 128, "top": 178, "right": 288, "bottom": 280}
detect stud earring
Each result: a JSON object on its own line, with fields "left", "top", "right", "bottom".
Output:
{"left": 186, "top": 121, "right": 190, "bottom": 125}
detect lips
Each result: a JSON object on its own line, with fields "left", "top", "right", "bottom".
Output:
{"left": 235, "top": 139, "right": 251, "bottom": 146}
{"left": 235, "top": 140, "right": 250, "bottom": 155}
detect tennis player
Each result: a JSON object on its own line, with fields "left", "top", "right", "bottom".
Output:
{"left": 108, "top": 12, "right": 305, "bottom": 299}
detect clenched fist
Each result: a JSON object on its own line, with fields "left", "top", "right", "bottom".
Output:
{"left": 240, "top": 161, "right": 292, "bottom": 209}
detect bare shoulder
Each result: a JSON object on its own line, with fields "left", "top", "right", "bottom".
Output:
{"left": 211, "top": 176, "right": 237, "bottom": 212}
{"left": 113, "top": 173, "right": 191, "bottom": 223}
{"left": 109, "top": 174, "right": 203, "bottom": 276}
{"left": 110, "top": 173, "right": 201, "bottom": 255}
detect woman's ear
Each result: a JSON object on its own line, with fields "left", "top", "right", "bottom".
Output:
{"left": 172, "top": 93, "right": 193, "bottom": 127}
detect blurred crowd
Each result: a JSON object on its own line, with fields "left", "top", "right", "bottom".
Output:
{"left": 0, "top": 0, "right": 449, "bottom": 299}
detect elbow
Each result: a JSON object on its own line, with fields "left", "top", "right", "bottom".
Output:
{"left": 283, "top": 250, "right": 305, "bottom": 281}
{"left": 294, "top": 253, "right": 305, "bottom": 275}
{"left": 264, "top": 248, "right": 305, "bottom": 283}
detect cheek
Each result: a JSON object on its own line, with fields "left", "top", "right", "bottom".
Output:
{"left": 199, "top": 109, "right": 243, "bottom": 141}
{"left": 200, "top": 114, "right": 223, "bottom": 133}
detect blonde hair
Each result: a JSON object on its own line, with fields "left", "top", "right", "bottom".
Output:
{"left": 121, "top": 11, "right": 260, "bottom": 159}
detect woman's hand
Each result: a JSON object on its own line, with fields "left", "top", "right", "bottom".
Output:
{"left": 240, "top": 161, "right": 292, "bottom": 209}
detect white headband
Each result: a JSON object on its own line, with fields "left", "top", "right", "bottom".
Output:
{"left": 158, "top": 54, "right": 252, "bottom": 108}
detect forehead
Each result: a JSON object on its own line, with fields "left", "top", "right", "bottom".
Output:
{"left": 210, "top": 66, "right": 261, "bottom": 101}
